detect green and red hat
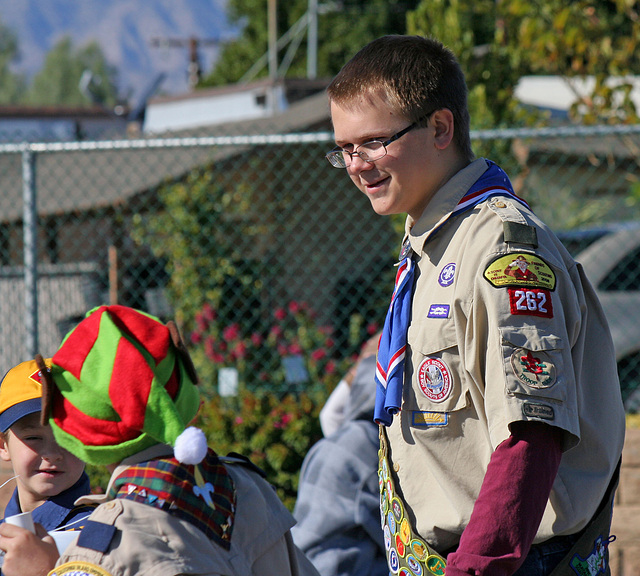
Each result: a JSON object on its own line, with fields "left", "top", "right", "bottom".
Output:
{"left": 39, "top": 305, "right": 206, "bottom": 466}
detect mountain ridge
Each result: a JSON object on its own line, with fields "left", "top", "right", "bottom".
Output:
{"left": 0, "top": 0, "right": 235, "bottom": 105}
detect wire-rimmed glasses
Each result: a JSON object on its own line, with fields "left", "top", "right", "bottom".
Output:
{"left": 325, "top": 114, "right": 432, "bottom": 168}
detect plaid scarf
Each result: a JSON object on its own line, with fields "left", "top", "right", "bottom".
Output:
{"left": 108, "top": 448, "right": 236, "bottom": 550}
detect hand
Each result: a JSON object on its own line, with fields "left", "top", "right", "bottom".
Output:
{"left": 0, "top": 521, "right": 59, "bottom": 576}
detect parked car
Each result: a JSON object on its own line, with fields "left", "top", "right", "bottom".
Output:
{"left": 557, "top": 222, "right": 640, "bottom": 412}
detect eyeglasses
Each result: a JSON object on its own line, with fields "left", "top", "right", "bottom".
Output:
{"left": 325, "top": 114, "right": 432, "bottom": 168}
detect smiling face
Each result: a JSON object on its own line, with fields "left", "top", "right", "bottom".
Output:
{"left": 0, "top": 412, "right": 85, "bottom": 513}
{"left": 330, "top": 96, "right": 463, "bottom": 221}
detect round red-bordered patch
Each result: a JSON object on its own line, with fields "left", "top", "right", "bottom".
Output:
{"left": 417, "top": 357, "right": 452, "bottom": 402}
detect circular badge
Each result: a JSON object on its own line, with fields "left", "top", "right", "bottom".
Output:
{"left": 426, "top": 555, "right": 446, "bottom": 576}
{"left": 438, "top": 263, "right": 456, "bottom": 287}
{"left": 406, "top": 554, "right": 423, "bottom": 576}
{"left": 511, "top": 348, "right": 557, "bottom": 389}
{"left": 387, "top": 510, "right": 397, "bottom": 535}
{"left": 417, "top": 357, "right": 452, "bottom": 402}
{"left": 400, "top": 518, "right": 411, "bottom": 545}
{"left": 391, "top": 497, "right": 403, "bottom": 522}
{"left": 386, "top": 479, "right": 394, "bottom": 501}
{"left": 50, "top": 562, "right": 114, "bottom": 576}
{"left": 395, "top": 533, "right": 406, "bottom": 557}
{"left": 384, "top": 525, "right": 392, "bottom": 550}
{"left": 410, "top": 539, "right": 428, "bottom": 561}
{"left": 400, "top": 570, "right": 412, "bottom": 576}
{"left": 389, "top": 549, "right": 400, "bottom": 573}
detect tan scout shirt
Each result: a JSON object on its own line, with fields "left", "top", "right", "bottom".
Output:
{"left": 386, "top": 159, "right": 625, "bottom": 552}
{"left": 50, "top": 445, "right": 320, "bottom": 576}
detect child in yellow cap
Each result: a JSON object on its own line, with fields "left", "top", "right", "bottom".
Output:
{"left": 0, "top": 358, "right": 92, "bottom": 576}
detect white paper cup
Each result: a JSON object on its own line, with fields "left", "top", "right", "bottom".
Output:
{"left": 48, "top": 530, "right": 80, "bottom": 554}
{"left": 4, "top": 511, "right": 35, "bottom": 534}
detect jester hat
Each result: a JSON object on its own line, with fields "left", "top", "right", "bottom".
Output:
{"left": 39, "top": 305, "right": 206, "bottom": 466}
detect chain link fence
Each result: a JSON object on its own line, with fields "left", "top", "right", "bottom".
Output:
{"left": 1, "top": 121, "right": 639, "bottom": 411}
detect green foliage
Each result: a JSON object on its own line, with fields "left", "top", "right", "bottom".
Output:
{"left": 201, "top": 0, "right": 420, "bottom": 86}
{"left": 25, "top": 36, "right": 119, "bottom": 107}
{"left": 196, "top": 386, "right": 327, "bottom": 510}
{"left": 0, "top": 20, "right": 26, "bottom": 104}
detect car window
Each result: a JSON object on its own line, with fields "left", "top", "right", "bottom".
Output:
{"left": 599, "top": 245, "right": 640, "bottom": 291}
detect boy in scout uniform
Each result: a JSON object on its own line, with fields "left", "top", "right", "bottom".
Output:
{"left": 37, "top": 304, "right": 319, "bottom": 576}
{"left": 326, "top": 35, "right": 625, "bottom": 575}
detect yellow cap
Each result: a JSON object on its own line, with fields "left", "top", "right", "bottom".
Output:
{"left": 0, "top": 358, "right": 51, "bottom": 432}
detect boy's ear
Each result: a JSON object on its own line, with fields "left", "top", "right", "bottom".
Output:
{"left": 431, "top": 108, "right": 455, "bottom": 150}
{"left": 0, "top": 432, "right": 11, "bottom": 462}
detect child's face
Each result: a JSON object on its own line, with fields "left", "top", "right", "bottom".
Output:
{"left": 0, "top": 412, "right": 85, "bottom": 513}
{"left": 330, "top": 98, "right": 446, "bottom": 221}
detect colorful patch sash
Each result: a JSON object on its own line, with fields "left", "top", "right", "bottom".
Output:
{"left": 379, "top": 425, "right": 446, "bottom": 575}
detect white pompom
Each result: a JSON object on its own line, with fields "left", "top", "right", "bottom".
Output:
{"left": 174, "top": 426, "right": 208, "bottom": 465}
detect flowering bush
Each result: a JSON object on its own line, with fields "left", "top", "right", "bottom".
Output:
{"left": 189, "top": 299, "right": 376, "bottom": 396}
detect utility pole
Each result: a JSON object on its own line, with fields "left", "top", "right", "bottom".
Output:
{"left": 307, "top": 0, "right": 318, "bottom": 79}
{"left": 150, "top": 36, "right": 220, "bottom": 90}
{"left": 268, "top": 0, "right": 278, "bottom": 114}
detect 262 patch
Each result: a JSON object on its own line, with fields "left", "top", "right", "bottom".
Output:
{"left": 508, "top": 288, "right": 553, "bottom": 318}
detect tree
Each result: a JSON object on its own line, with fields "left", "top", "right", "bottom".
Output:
{"left": 201, "top": 0, "right": 420, "bottom": 86}
{"left": 26, "top": 36, "right": 119, "bottom": 107}
{"left": 0, "top": 20, "right": 27, "bottom": 104}
{"left": 408, "top": 0, "right": 640, "bottom": 126}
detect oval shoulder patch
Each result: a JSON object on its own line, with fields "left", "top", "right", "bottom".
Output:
{"left": 483, "top": 253, "right": 556, "bottom": 290}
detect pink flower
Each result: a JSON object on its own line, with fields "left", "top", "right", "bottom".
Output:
{"left": 204, "top": 336, "right": 216, "bottom": 359}
{"left": 288, "top": 301, "right": 300, "bottom": 314}
{"left": 235, "top": 416, "right": 244, "bottom": 425}
{"left": 190, "top": 331, "right": 203, "bottom": 344}
{"left": 251, "top": 332, "right": 263, "bottom": 346}
{"left": 269, "top": 325, "right": 283, "bottom": 339}
{"left": 223, "top": 323, "right": 240, "bottom": 342}
{"left": 274, "top": 307, "right": 286, "bottom": 321}
{"left": 324, "top": 360, "right": 336, "bottom": 375}
{"left": 288, "top": 342, "right": 303, "bottom": 355}
{"left": 277, "top": 344, "right": 288, "bottom": 356}
{"left": 367, "top": 322, "right": 379, "bottom": 336}
{"left": 232, "top": 341, "right": 247, "bottom": 359}
{"left": 202, "top": 302, "right": 216, "bottom": 321}
{"left": 195, "top": 312, "right": 208, "bottom": 332}
{"left": 311, "top": 348, "right": 327, "bottom": 361}
{"left": 324, "top": 338, "right": 335, "bottom": 349}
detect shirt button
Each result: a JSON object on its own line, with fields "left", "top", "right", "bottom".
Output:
{"left": 393, "top": 462, "right": 400, "bottom": 472}
{"left": 495, "top": 201, "right": 507, "bottom": 208}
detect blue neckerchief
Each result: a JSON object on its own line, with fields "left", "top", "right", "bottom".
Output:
{"left": 373, "top": 161, "right": 527, "bottom": 426}
{"left": 1, "top": 471, "right": 91, "bottom": 531}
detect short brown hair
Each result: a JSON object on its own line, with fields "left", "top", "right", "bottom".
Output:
{"left": 327, "top": 35, "right": 473, "bottom": 161}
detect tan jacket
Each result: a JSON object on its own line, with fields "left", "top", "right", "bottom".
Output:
{"left": 49, "top": 445, "right": 320, "bottom": 576}
{"left": 386, "top": 159, "right": 625, "bottom": 552}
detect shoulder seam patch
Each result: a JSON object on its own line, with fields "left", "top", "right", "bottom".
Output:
{"left": 503, "top": 221, "right": 538, "bottom": 247}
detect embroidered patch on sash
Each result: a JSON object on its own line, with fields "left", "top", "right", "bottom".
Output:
{"left": 522, "top": 402, "right": 555, "bottom": 420}
{"left": 484, "top": 253, "right": 556, "bottom": 290}
{"left": 438, "top": 263, "right": 456, "bottom": 287}
{"left": 49, "top": 561, "right": 114, "bottom": 576}
{"left": 417, "top": 358, "right": 452, "bottom": 402}
{"left": 412, "top": 411, "right": 448, "bottom": 427}
{"left": 569, "top": 535, "right": 611, "bottom": 575}
{"left": 511, "top": 349, "right": 557, "bottom": 389}
{"left": 427, "top": 304, "right": 450, "bottom": 319}
{"left": 508, "top": 288, "right": 553, "bottom": 318}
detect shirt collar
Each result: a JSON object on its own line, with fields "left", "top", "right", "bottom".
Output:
{"left": 3, "top": 471, "right": 90, "bottom": 531}
{"left": 405, "top": 158, "right": 488, "bottom": 254}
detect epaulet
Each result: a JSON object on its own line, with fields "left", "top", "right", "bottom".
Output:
{"left": 487, "top": 197, "right": 538, "bottom": 248}
{"left": 221, "top": 452, "right": 267, "bottom": 478}
{"left": 76, "top": 520, "right": 117, "bottom": 553}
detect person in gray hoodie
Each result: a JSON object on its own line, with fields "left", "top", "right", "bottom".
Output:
{"left": 292, "top": 337, "right": 387, "bottom": 576}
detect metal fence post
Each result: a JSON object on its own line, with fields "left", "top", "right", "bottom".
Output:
{"left": 22, "top": 146, "right": 38, "bottom": 359}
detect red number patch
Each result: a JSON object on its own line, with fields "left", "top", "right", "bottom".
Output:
{"left": 508, "top": 288, "right": 553, "bottom": 318}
